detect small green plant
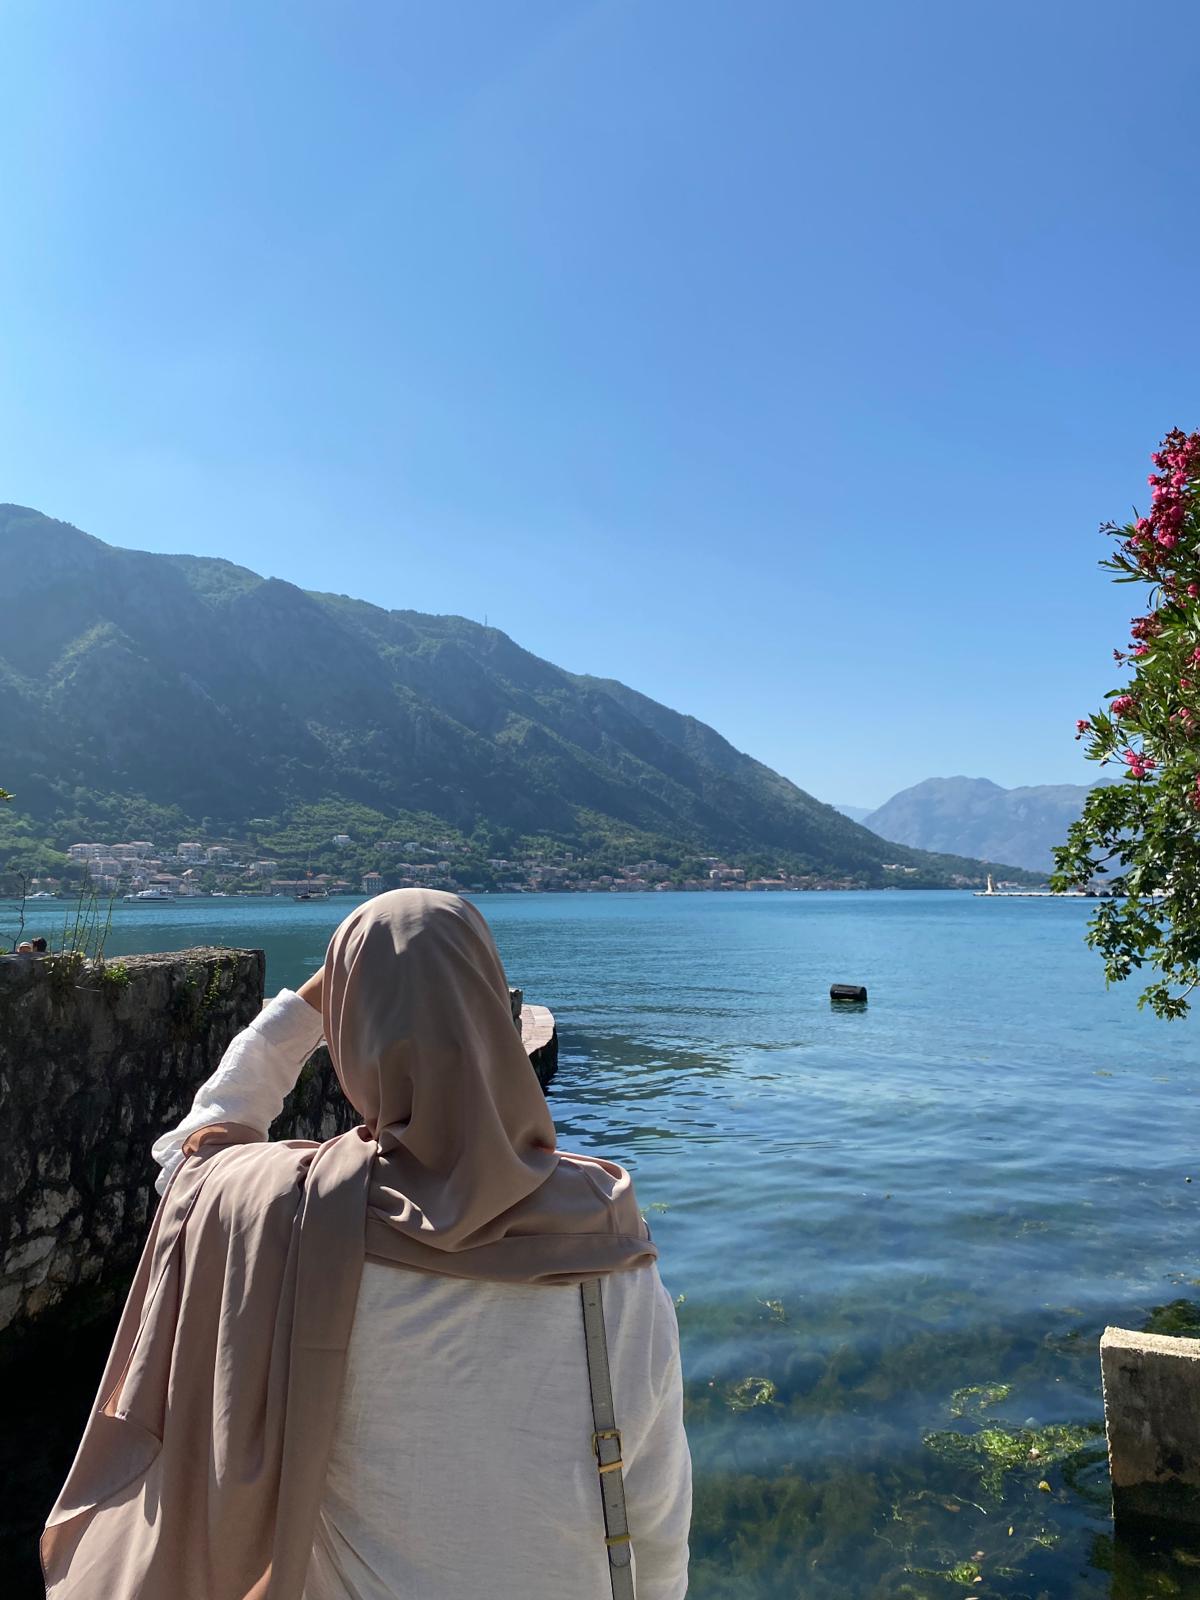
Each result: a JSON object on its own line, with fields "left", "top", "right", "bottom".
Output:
{"left": 44, "top": 949, "right": 87, "bottom": 1002}
{"left": 96, "top": 960, "right": 131, "bottom": 993}
{"left": 169, "top": 959, "right": 228, "bottom": 1040}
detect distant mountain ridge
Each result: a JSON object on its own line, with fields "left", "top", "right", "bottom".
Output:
{"left": 0, "top": 505, "right": 1034, "bottom": 885}
{"left": 859, "top": 776, "right": 1097, "bottom": 874}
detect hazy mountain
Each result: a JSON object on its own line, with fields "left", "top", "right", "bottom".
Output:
{"left": 0, "top": 505, "right": 1033, "bottom": 885}
{"left": 833, "top": 804, "right": 873, "bottom": 824}
{"left": 861, "top": 776, "right": 1097, "bottom": 874}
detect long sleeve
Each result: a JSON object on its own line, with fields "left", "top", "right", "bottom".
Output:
{"left": 623, "top": 1277, "right": 692, "bottom": 1600}
{"left": 150, "top": 990, "right": 325, "bottom": 1194}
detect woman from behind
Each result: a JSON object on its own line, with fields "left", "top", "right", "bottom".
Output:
{"left": 43, "top": 889, "right": 690, "bottom": 1600}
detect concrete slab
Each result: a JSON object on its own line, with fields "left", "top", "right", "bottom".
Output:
{"left": 1102, "top": 1325, "right": 1200, "bottom": 1528}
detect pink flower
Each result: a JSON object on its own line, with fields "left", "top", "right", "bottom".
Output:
{"left": 1188, "top": 584, "right": 1200, "bottom": 599}
{"left": 1076, "top": 719, "right": 1092, "bottom": 733}
{"left": 1123, "top": 748, "right": 1156, "bottom": 779}
{"left": 1111, "top": 695, "right": 1135, "bottom": 715}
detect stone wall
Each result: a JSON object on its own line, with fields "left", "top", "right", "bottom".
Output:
{"left": 1, "top": 948, "right": 556, "bottom": 1345}
{"left": 0, "top": 946, "right": 370, "bottom": 1344}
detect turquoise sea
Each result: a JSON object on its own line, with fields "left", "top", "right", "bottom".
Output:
{"left": 20, "top": 890, "right": 1200, "bottom": 1596}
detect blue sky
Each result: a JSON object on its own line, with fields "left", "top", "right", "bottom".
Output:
{"left": 2, "top": 1, "right": 1197, "bottom": 808}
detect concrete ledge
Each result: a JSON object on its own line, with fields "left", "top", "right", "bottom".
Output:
{"left": 1102, "top": 1325, "right": 1200, "bottom": 1527}
{"left": 520, "top": 1003, "right": 558, "bottom": 1089}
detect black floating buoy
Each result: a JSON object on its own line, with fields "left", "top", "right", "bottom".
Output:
{"left": 830, "top": 983, "right": 868, "bottom": 1004}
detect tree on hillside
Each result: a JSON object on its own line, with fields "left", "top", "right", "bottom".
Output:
{"left": 1053, "top": 428, "right": 1200, "bottom": 1018}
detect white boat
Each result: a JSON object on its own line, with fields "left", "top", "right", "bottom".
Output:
{"left": 27, "top": 891, "right": 57, "bottom": 901}
{"left": 123, "top": 887, "right": 176, "bottom": 903}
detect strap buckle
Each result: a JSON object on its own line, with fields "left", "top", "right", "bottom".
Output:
{"left": 592, "top": 1426, "right": 625, "bottom": 1473}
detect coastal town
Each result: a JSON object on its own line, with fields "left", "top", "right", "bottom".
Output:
{"left": 13, "top": 834, "right": 1000, "bottom": 900}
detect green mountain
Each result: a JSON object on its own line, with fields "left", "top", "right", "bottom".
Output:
{"left": 0, "top": 505, "right": 1034, "bottom": 885}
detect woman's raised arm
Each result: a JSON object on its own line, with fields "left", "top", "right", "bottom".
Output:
{"left": 149, "top": 985, "right": 325, "bottom": 1193}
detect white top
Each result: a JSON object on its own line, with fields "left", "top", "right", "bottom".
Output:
{"left": 153, "top": 992, "right": 692, "bottom": 1600}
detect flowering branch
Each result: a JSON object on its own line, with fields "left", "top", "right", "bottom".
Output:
{"left": 1052, "top": 428, "right": 1200, "bottom": 1018}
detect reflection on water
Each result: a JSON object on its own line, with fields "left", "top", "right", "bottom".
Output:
{"left": 11, "top": 890, "right": 1200, "bottom": 1596}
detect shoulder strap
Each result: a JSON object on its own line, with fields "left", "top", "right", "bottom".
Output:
{"left": 580, "top": 1277, "right": 636, "bottom": 1600}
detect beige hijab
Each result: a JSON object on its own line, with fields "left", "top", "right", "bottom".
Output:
{"left": 43, "top": 890, "right": 655, "bottom": 1599}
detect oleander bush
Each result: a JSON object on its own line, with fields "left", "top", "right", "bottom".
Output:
{"left": 1054, "top": 428, "right": 1200, "bottom": 1017}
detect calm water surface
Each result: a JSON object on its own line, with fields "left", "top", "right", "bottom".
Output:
{"left": 34, "top": 892, "right": 1200, "bottom": 1596}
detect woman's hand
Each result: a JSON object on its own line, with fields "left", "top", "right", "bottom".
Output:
{"left": 297, "top": 966, "right": 324, "bottom": 1014}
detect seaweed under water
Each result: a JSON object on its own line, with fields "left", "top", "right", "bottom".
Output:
{"left": 677, "top": 1288, "right": 1200, "bottom": 1599}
